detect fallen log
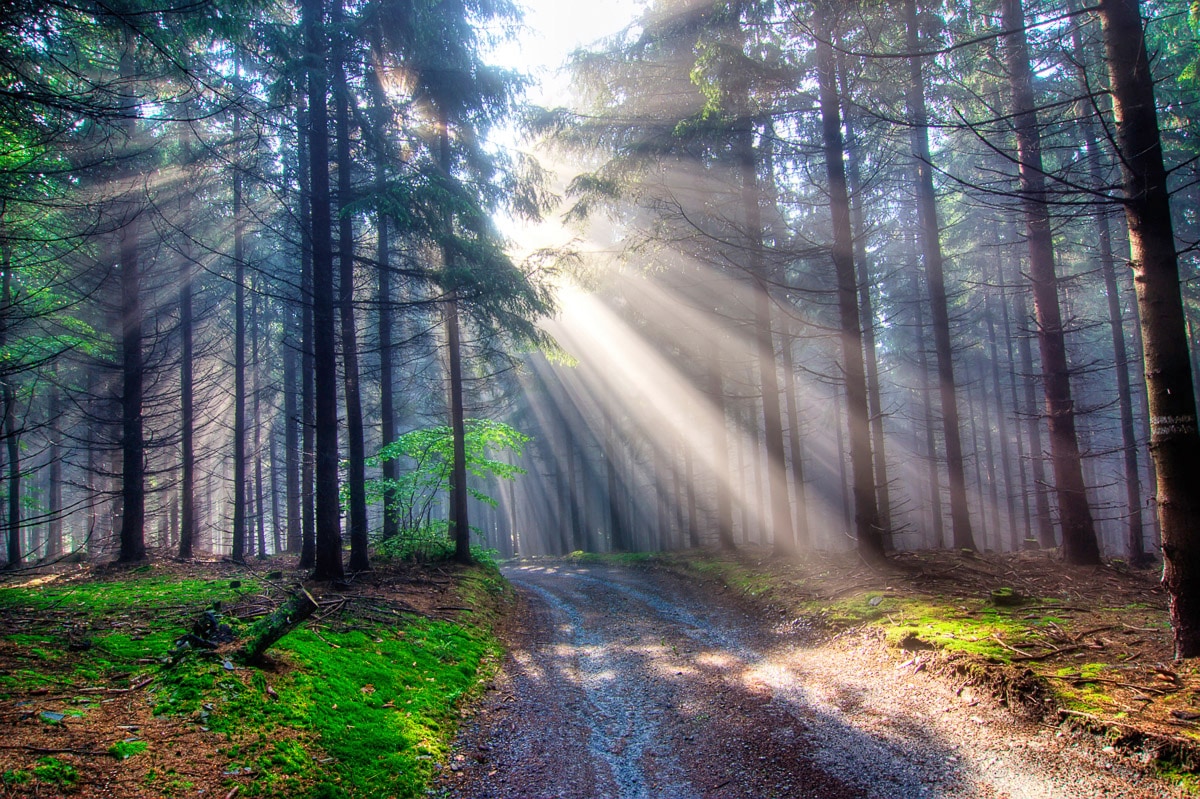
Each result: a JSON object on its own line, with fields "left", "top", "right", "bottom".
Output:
{"left": 238, "top": 589, "right": 319, "bottom": 664}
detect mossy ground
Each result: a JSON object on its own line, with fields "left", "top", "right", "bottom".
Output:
{"left": 0, "top": 558, "right": 507, "bottom": 798}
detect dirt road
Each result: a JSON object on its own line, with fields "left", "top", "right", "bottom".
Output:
{"left": 437, "top": 561, "right": 1174, "bottom": 798}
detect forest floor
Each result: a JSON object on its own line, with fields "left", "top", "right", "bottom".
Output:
{"left": 0, "top": 556, "right": 509, "bottom": 798}
{"left": 0, "top": 548, "right": 1194, "bottom": 798}
{"left": 437, "top": 549, "right": 1196, "bottom": 798}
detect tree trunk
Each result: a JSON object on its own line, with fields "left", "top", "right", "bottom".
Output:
{"left": 840, "top": 49, "right": 891, "bottom": 545}
{"left": 984, "top": 254, "right": 1019, "bottom": 552}
{"left": 705, "top": 339, "right": 735, "bottom": 550}
{"left": 1126, "top": 266, "right": 1161, "bottom": 548}
{"left": 734, "top": 401, "right": 749, "bottom": 543}
{"left": 905, "top": 0, "right": 974, "bottom": 551}
{"left": 367, "top": 23, "right": 399, "bottom": 545}
{"left": 376, "top": 200, "right": 398, "bottom": 537}
{"left": 833, "top": 387, "right": 852, "bottom": 542}
{"left": 603, "top": 408, "right": 626, "bottom": 551}
{"left": 283, "top": 305, "right": 301, "bottom": 553}
{"left": 742, "top": 148, "right": 793, "bottom": 554}
{"left": 1000, "top": 248, "right": 1032, "bottom": 546}
{"left": 116, "top": 37, "right": 145, "bottom": 563}
{"left": 1008, "top": 242, "right": 1056, "bottom": 548}
{"left": 781, "top": 319, "right": 809, "bottom": 548}
{"left": 1, "top": 262, "right": 18, "bottom": 568}
{"left": 445, "top": 296, "right": 472, "bottom": 562}
{"left": 297, "top": 101, "right": 316, "bottom": 570}
{"left": 1002, "top": 0, "right": 1099, "bottom": 564}
{"left": 303, "top": 0, "right": 344, "bottom": 580}
{"left": 270, "top": 408, "right": 282, "bottom": 554}
{"left": 911, "top": 258, "right": 944, "bottom": 548}
{"left": 231, "top": 99, "right": 247, "bottom": 563}
{"left": 332, "top": 2, "right": 370, "bottom": 573}
{"left": 651, "top": 441, "right": 669, "bottom": 552}
{"left": 815, "top": 6, "right": 883, "bottom": 559}
{"left": 432, "top": 115, "right": 473, "bottom": 566}
{"left": 252, "top": 282, "right": 267, "bottom": 559}
{"left": 977, "top": 352, "right": 1001, "bottom": 549}
{"left": 47, "top": 367, "right": 62, "bottom": 558}
{"left": 86, "top": 368, "right": 99, "bottom": 554}
{"left": 566, "top": 421, "right": 583, "bottom": 551}
{"left": 1069, "top": 3, "right": 1147, "bottom": 565}
{"left": 683, "top": 433, "right": 700, "bottom": 548}
{"left": 178, "top": 153, "right": 196, "bottom": 561}
{"left": 964, "top": 359, "right": 990, "bottom": 549}
{"left": 667, "top": 440, "right": 683, "bottom": 551}
{"left": 1098, "top": 0, "right": 1200, "bottom": 656}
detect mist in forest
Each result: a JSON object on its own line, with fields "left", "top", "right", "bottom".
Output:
{"left": 2, "top": 0, "right": 1198, "bottom": 656}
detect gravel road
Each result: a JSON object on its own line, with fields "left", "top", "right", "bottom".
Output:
{"left": 437, "top": 561, "right": 1177, "bottom": 799}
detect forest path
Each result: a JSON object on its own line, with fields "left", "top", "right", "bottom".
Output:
{"left": 437, "top": 561, "right": 1170, "bottom": 799}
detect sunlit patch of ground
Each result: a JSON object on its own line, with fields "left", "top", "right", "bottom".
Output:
{"left": 654, "top": 545, "right": 1200, "bottom": 786}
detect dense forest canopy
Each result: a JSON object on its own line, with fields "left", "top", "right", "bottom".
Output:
{"left": 2, "top": 0, "right": 1199, "bottom": 653}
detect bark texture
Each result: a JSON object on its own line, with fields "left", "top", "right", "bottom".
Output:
{"left": 303, "top": 0, "right": 344, "bottom": 580}
{"left": 332, "top": 1, "right": 370, "bottom": 573}
{"left": 117, "top": 37, "right": 145, "bottom": 564}
{"left": 1098, "top": 0, "right": 1200, "bottom": 657}
{"left": 1002, "top": 0, "right": 1099, "bottom": 564}
{"left": 815, "top": 7, "right": 883, "bottom": 560}
{"left": 905, "top": 0, "right": 974, "bottom": 551}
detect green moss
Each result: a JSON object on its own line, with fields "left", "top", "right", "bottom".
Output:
{"left": 1156, "top": 761, "right": 1200, "bottom": 797}
{"left": 0, "top": 575, "right": 257, "bottom": 691}
{"left": 0, "top": 575, "right": 251, "bottom": 618}
{"left": 178, "top": 617, "right": 497, "bottom": 798}
{"left": 2, "top": 769, "right": 31, "bottom": 786}
{"left": 268, "top": 619, "right": 497, "bottom": 797}
{"left": 109, "top": 739, "right": 148, "bottom": 760}
{"left": 143, "top": 769, "right": 196, "bottom": 797}
{"left": 2, "top": 567, "right": 502, "bottom": 799}
{"left": 566, "top": 551, "right": 657, "bottom": 566}
{"left": 32, "top": 756, "right": 77, "bottom": 789}
{"left": 0, "top": 668, "right": 59, "bottom": 695}
{"left": 6, "top": 633, "right": 57, "bottom": 646}
{"left": 147, "top": 570, "right": 503, "bottom": 798}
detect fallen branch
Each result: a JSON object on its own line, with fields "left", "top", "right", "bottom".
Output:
{"left": 1071, "top": 625, "right": 1117, "bottom": 641}
{"left": 990, "top": 634, "right": 1034, "bottom": 658}
{"left": 238, "top": 589, "right": 319, "bottom": 664}
{"left": 1121, "top": 623, "right": 1163, "bottom": 633}
{"left": 76, "top": 675, "right": 155, "bottom": 694}
{"left": 312, "top": 598, "right": 347, "bottom": 622}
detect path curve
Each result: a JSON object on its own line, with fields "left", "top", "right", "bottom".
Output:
{"left": 438, "top": 561, "right": 1172, "bottom": 799}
